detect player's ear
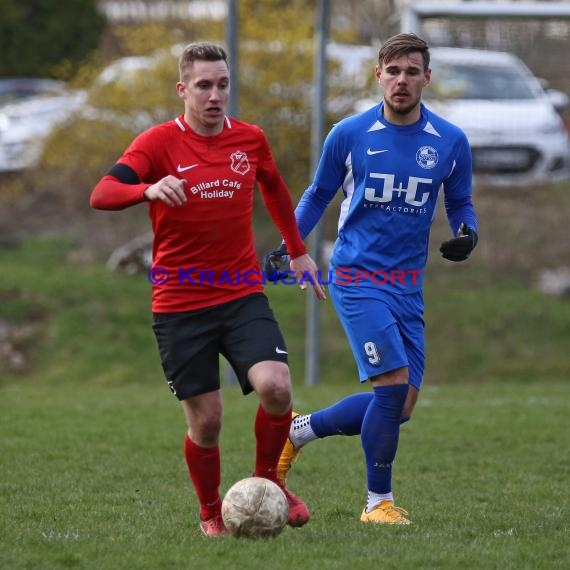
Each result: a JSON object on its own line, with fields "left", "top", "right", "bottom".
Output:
{"left": 176, "top": 81, "right": 186, "bottom": 99}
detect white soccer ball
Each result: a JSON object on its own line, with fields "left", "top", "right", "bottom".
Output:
{"left": 221, "top": 477, "right": 288, "bottom": 538}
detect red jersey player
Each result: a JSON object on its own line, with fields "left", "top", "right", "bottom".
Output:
{"left": 90, "top": 42, "right": 325, "bottom": 537}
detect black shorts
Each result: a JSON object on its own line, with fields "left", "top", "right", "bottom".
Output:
{"left": 151, "top": 293, "right": 288, "bottom": 400}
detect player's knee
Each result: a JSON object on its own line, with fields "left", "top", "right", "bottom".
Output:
{"left": 193, "top": 413, "right": 222, "bottom": 441}
{"left": 256, "top": 370, "right": 292, "bottom": 413}
{"left": 261, "top": 381, "right": 292, "bottom": 412}
{"left": 402, "top": 387, "right": 419, "bottom": 420}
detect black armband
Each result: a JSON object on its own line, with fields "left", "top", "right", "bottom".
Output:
{"left": 107, "top": 163, "right": 140, "bottom": 185}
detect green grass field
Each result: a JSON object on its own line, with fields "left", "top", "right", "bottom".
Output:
{"left": 1, "top": 237, "right": 569, "bottom": 569}
{"left": 1, "top": 381, "right": 568, "bottom": 569}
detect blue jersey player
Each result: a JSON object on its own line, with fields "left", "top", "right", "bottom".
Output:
{"left": 270, "top": 33, "right": 478, "bottom": 525}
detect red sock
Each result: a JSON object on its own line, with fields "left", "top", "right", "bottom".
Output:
{"left": 253, "top": 405, "right": 291, "bottom": 484}
{"left": 183, "top": 434, "right": 221, "bottom": 520}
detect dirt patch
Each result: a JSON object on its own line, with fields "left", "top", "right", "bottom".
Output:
{"left": 0, "top": 289, "right": 48, "bottom": 376}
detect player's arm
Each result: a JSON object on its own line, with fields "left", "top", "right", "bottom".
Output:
{"left": 90, "top": 130, "right": 187, "bottom": 210}
{"left": 257, "top": 171, "right": 307, "bottom": 259}
{"left": 257, "top": 169, "right": 326, "bottom": 300}
{"left": 254, "top": 127, "right": 314, "bottom": 257}
{"left": 440, "top": 134, "right": 479, "bottom": 262}
{"left": 90, "top": 132, "right": 152, "bottom": 210}
{"left": 90, "top": 166, "right": 187, "bottom": 210}
{"left": 295, "top": 182, "right": 337, "bottom": 239}
{"left": 90, "top": 166, "right": 149, "bottom": 210}
{"left": 256, "top": 133, "right": 326, "bottom": 299}
{"left": 261, "top": 125, "right": 343, "bottom": 282}
{"left": 295, "top": 124, "right": 346, "bottom": 238}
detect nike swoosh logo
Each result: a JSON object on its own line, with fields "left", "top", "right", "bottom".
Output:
{"left": 177, "top": 164, "right": 199, "bottom": 172}
{"left": 367, "top": 149, "right": 388, "bottom": 155}
{"left": 275, "top": 347, "right": 288, "bottom": 355}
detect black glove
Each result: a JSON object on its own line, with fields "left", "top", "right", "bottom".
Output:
{"left": 262, "top": 243, "right": 290, "bottom": 281}
{"left": 440, "top": 223, "right": 478, "bottom": 262}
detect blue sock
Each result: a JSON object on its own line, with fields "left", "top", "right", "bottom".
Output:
{"left": 361, "top": 384, "right": 408, "bottom": 494}
{"left": 310, "top": 393, "right": 373, "bottom": 437}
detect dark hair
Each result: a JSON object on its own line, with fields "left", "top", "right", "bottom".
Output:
{"left": 179, "top": 42, "right": 228, "bottom": 81}
{"left": 378, "top": 33, "right": 430, "bottom": 71}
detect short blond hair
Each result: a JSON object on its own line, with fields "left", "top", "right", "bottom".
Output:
{"left": 178, "top": 42, "right": 228, "bottom": 82}
{"left": 378, "top": 33, "right": 430, "bottom": 71}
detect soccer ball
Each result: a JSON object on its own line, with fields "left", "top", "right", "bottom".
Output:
{"left": 221, "top": 477, "right": 288, "bottom": 538}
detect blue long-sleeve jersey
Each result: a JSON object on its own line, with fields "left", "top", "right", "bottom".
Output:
{"left": 296, "top": 102, "right": 478, "bottom": 293}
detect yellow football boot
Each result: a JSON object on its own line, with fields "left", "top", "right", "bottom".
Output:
{"left": 277, "top": 412, "right": 303, "bottom": 485}
{"left": 360, "top": 501, "right": 410, "bottom": 525}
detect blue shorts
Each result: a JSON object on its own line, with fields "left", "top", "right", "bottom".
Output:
{"left": 329, "top": 284, "right": 425, "bottom": 390}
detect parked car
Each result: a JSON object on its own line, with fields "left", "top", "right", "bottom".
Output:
{"left": 0, "top": 82, "right": 86, "bottom": 172}
{"left": 357, "top": 47, "right": 570, "bottom": 186}
{"left": 0, "top": 50, "right": 181, "bottom": 173}
{"left": 0, "top": 77, "right": 68, "bottom": 106}
{"left": 0, "top": 42, "right": 374, "bottom": 173}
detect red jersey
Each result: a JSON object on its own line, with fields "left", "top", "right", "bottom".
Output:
{"left": 90, "top": 115, "right": 306, "bottom": 312}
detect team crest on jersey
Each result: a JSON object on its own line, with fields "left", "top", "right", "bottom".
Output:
{"left": 230, "top": 150, "right": 250, "bottom": 175}
{"left": 416, "top": 146, "right": 438, "bottom": 169}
